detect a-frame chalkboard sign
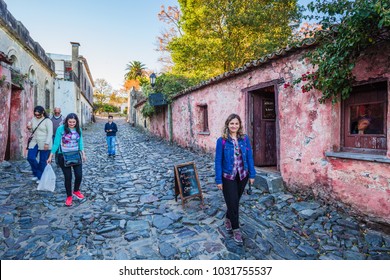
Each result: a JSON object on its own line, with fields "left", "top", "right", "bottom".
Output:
{"left": 174, "top": 162, "right": 204, "bottom": 207}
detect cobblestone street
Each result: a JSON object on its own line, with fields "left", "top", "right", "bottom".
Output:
{"left": 1, "top": 118, "right": 390, "bottom": 260}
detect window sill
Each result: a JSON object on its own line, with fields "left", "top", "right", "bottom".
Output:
{"left": 198, "top": 131, "right": 210, "bottom": 136}
{"left": 325, "top": 151, "right": 390, "bottom": 163}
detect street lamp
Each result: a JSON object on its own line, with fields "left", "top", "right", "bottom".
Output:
{"left": 149, "top": 72, "right": 156, "bottom": 88}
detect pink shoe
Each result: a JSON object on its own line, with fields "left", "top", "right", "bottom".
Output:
{"left": 65, "top": 196, "right": 73, "bottom": 207}
{"left": 225, "top": 218, "right": 233, "bottom": 232}
{"left": 73, "top": 191, "right": 85, "bottom": 200}
{"left": 233, "top": 229, "right": 243, "bottom": 244}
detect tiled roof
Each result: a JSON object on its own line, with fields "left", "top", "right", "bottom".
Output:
{"left": 172, "top": 37, "right": 317, "bottom": 99}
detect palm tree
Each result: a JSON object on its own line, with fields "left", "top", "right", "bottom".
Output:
{"left": 124, "top": 61, "right": 146, "bottom": 81}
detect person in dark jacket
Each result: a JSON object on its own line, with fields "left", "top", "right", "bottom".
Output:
{"left": 104, "top": 115, "right": 118, "bottom": 157}
{"left": 215, "top": 113, "right": 256, "bottom": 244}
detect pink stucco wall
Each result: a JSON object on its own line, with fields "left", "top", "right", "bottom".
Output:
{"left": 280, "top": 44, "right": 390, "bottom": 224}
{"left": 0, "top": 66, "right": 11, "bottom": 161}
{"left": 0, "top": 66, "right": 33, "bottom": 161}
{"left": 146, "top": 43, "right": 390, "bottom": 224}
{"left": 171, "top": 82, "right": 249, "bottom": 152}
{"left": 149, "top": 107, "right": 168, "bottom": 139}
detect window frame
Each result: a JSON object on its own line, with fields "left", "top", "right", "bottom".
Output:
{"left": 198, "top": 104, "right": 209, "bottom": 134}
{"left": 341, "top": 81, "right": 388, "bottom": 155}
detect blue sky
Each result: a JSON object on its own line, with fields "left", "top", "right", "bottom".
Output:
{"left": 6, "top": 0, "right": 313, "bottom": 90}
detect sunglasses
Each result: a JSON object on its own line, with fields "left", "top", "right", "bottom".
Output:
{"left": 34, "top": 113, "right": 42, "bottom": 117}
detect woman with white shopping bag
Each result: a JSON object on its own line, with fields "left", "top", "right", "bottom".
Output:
{"left": 47, "top": 113, "right": 87, "bottom": 207}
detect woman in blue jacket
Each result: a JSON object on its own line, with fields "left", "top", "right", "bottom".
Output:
{"left": 215, "top": 113, "right": 256, "bottom": 244}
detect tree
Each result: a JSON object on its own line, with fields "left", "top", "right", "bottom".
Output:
{"left": 124, "top": 61, "right": 146, "bottom": 80}
{"left": 124, "top": 61, "right": 148, "bottom": 90}
{"left": 140, "top": 73, "right": 197, "bottom": 118}
{"left": 156, "top": 5, "right": 183, "bottom": 71}
{"left": 168, "top": 0, "right": 301, "bottom": 80}
{"left": 292, "top": 0, "right": 390, "bottom": 103}
{"left": 93, "top": 78, "right": 112, "bottom": 104}
{"left": 109, "top": 90, "right": 127, "bottom": 105}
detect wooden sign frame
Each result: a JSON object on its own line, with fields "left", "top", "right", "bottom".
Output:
{"left": 174, "top": 162, "right": 204, "bottom": 207}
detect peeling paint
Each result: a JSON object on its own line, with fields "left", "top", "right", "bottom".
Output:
{"left": 142, "top": 43, "right": 390, "bottom": 224}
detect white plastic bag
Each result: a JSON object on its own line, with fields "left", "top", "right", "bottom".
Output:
{"left": 37, "top": 164, "right": 56, "bottom": 192}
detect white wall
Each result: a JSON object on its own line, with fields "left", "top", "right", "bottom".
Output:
{"left": 55, "top": 80, "right": 76, "bottom": 117}
{"left": 0, "top": 26, "right": 55, "bottom": 109}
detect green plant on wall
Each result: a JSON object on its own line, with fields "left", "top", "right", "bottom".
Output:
{"left": 11, "top": 71, "right": 28, "bottom": 89}
{"left": 292, "top": 0, "right": 389, "bottom": 103}
{"left": 140, "top": 73, "right": 197, "bottom": 118}
{"left": 0, "top": 75, "right": 6, "bottom": 87}
{"left": 141, "top": 102, "right": 156, "bottom": 118}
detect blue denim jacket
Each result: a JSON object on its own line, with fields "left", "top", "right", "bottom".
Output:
{"left": 214, "top": 135, "right": 256, "bottom": 185}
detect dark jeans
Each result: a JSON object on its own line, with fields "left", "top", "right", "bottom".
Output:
{"left": 222, "top": 174, "right": 249, "bottom": 230}
{"left": 58, "top": 154, "right": 83, "bottom": 197}
{"left": 27, "top": 144, "right": 50, "bottom": 179}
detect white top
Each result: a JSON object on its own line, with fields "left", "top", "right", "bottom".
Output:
{"left": 28, "top": 117, "right": 53, "bottom": 150}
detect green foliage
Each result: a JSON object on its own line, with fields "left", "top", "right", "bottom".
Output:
{"left": 93, "top": 103, "right": 119, "bottom": 113}
{"left": 124, "top": 61, "right": 147, "bottom": 80}
{"left": 141, "top": 102, "right": 155, "bottom": 118}
{"left": 139, "top": 73, "right": 197, "bottom": 118}
{"left": 103, "top": 104, "right": 120, "bottom": 113}
{"left": 169, "top": 0, "right": 300, "bottom": 80}
{"left": 0, "top": 75, "right": 6, "bottom": 86}
{"left": 293, "top": 0, "right": 390, "bottom": 103}
{"left": 152, "top": 73, "right": 199, "bottom": 102}
{"left": 11, "top": 70, "right": 27, "bottom": 89}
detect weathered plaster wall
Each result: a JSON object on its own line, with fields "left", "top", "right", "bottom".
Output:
{"left": 279, "top": 43, "right": 390, "bottom": 224}
{"left": 278, "top": 51, "right": 333, "bottom": 190}
{"left": 149, "top": 107, "right": 168, "bottom": 139}
{"left": 0, "top": 66, "right": 11, "bottom": 161}
{"left": 171, "top": 78, "right": 252, "bottom": 152}
{"left": 144, "top": 43, "right": 390, "bottom": 224}
{"left": 55, "top": 80, "right": 76, "bottom": 116}
{"left": 326, "top": 43, "right": 390, "bottom": 222}
{"left": 134, "top": 102, "right": 150, "bottom": 132}
{"left": 0, "top": 22, "right": 55, "bottom": 160}
{"left": 0, "top": 27, "right": 55, "bottom": 107}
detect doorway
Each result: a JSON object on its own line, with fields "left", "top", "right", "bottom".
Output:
{"left": 251, "top": 86, "right": 277, "bottom": 167}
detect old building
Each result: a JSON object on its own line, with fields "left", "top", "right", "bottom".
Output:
{"left": 134, "top": 40, "right": 390, "bottom": 225}
{"left": 48, "top": 42, "right": 94, "bottom": 127}
{"left": 127, "top": 87, "right": 146, "bottom": 126}
{"left": 0, "top": 0, "right": 55, "bottom": 161}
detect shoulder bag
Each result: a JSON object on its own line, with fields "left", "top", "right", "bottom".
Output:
{"left": 60, "top": 145, "right": 82, "bottom": 167}
{"left": 26, "top": 118, "right": 46, "bottom": 150}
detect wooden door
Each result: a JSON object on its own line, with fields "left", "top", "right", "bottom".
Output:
{"left": 252, "top": 90, "right": 276, "bottom": 166}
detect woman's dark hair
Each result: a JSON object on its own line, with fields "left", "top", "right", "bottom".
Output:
{"left": 222, "top": 113, "right": 244, "bottom": 139}
{"left": 34, "top": 105, "right": 48, "bottom": 118}
{"left": 64, "top": 113, "right": 81, "bottom": 135}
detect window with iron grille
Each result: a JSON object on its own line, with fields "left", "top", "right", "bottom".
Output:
{"left": 342, "top": 81, "right": 388, "bottom": 155}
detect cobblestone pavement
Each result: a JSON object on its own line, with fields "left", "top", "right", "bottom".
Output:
{"left": 1, "top": 117, "right": 390, "bottom": 260}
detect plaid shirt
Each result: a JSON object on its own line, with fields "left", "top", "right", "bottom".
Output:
{"left": 223, "top": 139, "right": 248, "bottom": 181}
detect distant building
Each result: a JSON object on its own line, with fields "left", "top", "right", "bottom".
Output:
{"left": 48, "top": 42, "right": 94, "bottom": 127}
{"left": 128, "top": 87, "right": 146, "bottom": 126}
{"left": 0, "top": 0, "right": 55, "bottom": 161}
